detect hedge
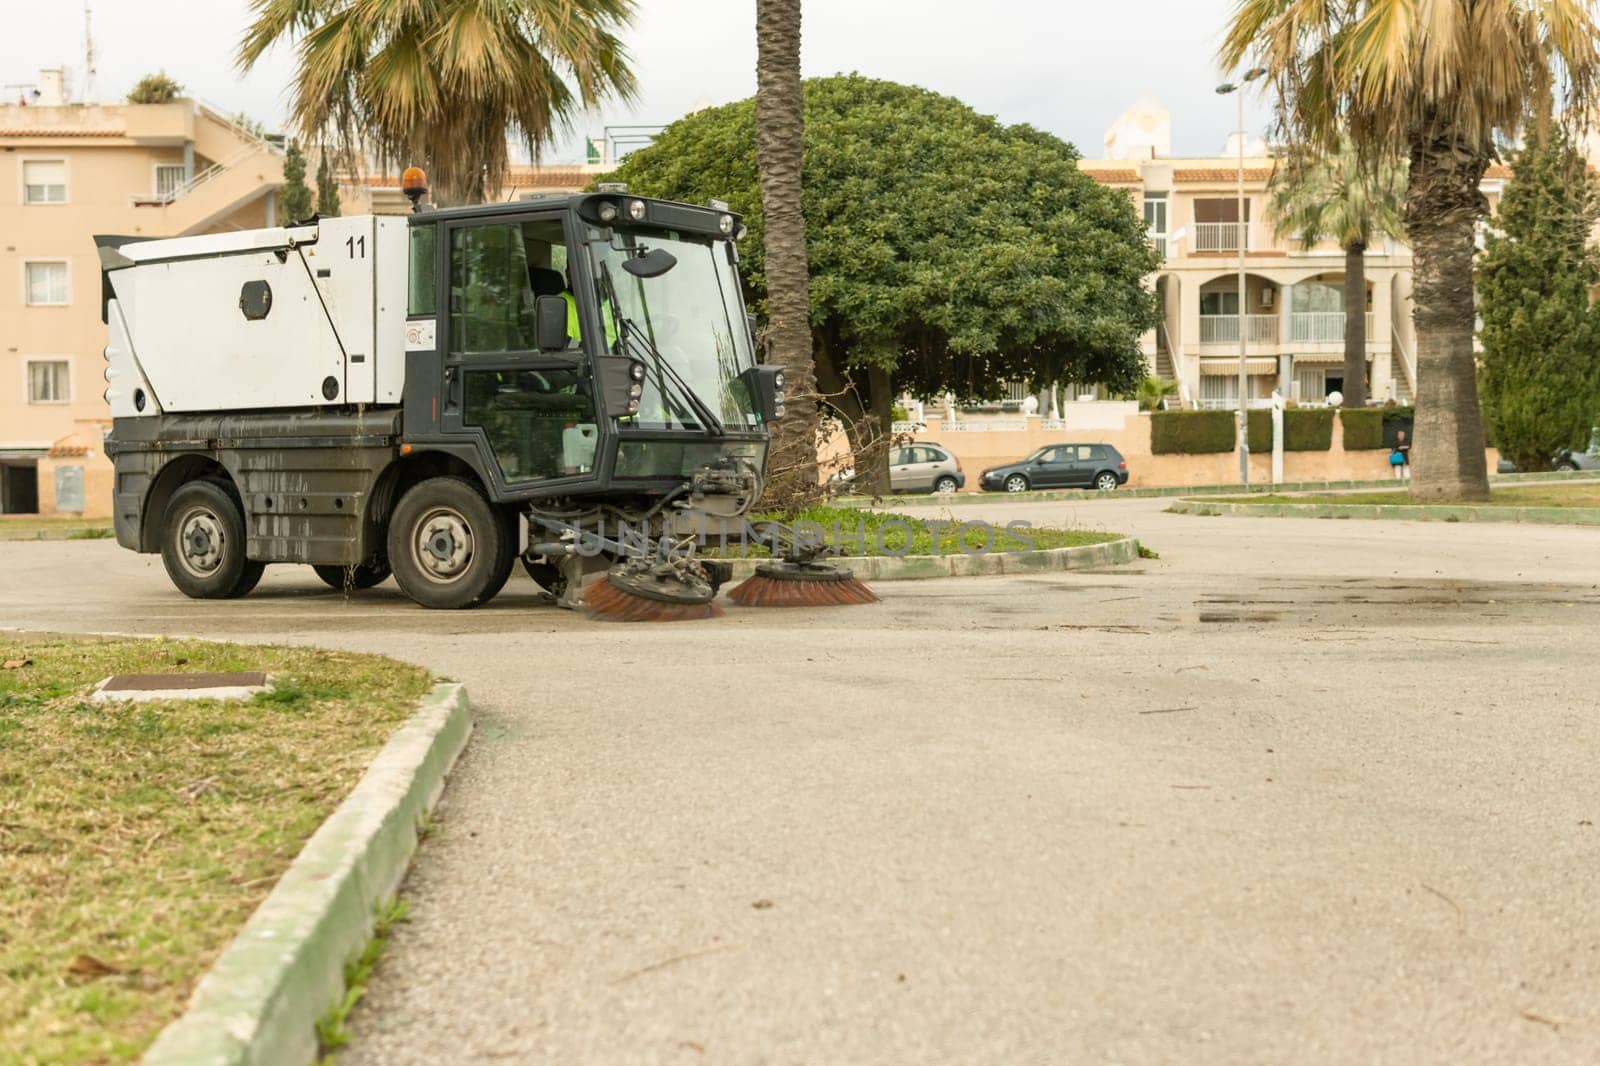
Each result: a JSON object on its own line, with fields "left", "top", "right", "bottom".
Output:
{"left": 1245, "top": 408, "right": 1336, "bottom": 452}
{"left": 1340, "top": 408, "right": 1383, "bottom": 450}
{"left": 1150, "top": 410, "right": 1237, "bottom": 454}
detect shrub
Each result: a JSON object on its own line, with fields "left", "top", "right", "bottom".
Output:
{"left": 1150, "top": 410, "right": 1237, "bottom": 454}
{"left": 1245, "top": 408, "right": 1336, "bottom": 453}
{"left": 1340, "top": 408, "right": 1384, "bottom": 450}
{"left": 127, "top": 72, "right": 182, "bottom": 105}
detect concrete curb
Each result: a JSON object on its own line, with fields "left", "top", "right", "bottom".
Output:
{"left": 833, "top": 468, "right": 1600, "bottom": 508}
{"left": 722, "top": 536, "right": 1141, "bottom": 581}
{"left": 1166, "top": 499, "right": 1600, "bottom": 525}
{"left": 142, "top": 682, "right": 473, "bottom": 1066}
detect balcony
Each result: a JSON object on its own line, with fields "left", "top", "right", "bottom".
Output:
{"left": 1290, "top": 312, "right": 1376, "bottom": 343}
{"left": 1192, "top": 222, "right": 1255, "bottom": 253}
{"left": 1199, "top": 314, "right": 1279, "bottom": 345}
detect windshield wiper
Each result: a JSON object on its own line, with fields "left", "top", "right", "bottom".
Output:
{"left": 598, "top": 264, "right": 724, "bottom": 436}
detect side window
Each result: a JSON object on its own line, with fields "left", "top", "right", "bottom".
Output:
{"left": 408, "top": 225, "right": 437, "bottom": 316}
{"left": 891, "top": 448, "right": 911, "bottom": 465}
{"left": 464, "top": 368, "right": 598, "bottom": 482}
{"left": 449, "top": 223, "right": 533, "bottom": 353}
{"left": 1076, "top": 445, "right": 1096, "bottom": 461}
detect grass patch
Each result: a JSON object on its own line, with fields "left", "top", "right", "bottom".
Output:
{"left": 706, "top": 505, "right": 1121, "bottom": 557}
{"left": 316, "top": 897, "right": 409, "bottom": 1061}
{"left": 0, "top": 635, "right": 432, "bottom": 1065}
{"left": 1208, "top": 485, "right": 1600, "bottom": 508}
{"left": 0, "top": 518, "right": 114, "bottom": 541}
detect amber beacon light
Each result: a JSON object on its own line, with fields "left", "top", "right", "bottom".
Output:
{"left": 401, "top": 166, "right": 429, "bottom": 211}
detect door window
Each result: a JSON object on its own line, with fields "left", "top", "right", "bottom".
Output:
{"left": 448, "top": 218, "right": 571, "bottom": 354}
{"left": 463, "top": 367, "right": 597, "bottom": 481}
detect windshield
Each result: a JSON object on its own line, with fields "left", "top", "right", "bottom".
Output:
{"left": 589, "top": 230, "right": 760, "bottom": 431}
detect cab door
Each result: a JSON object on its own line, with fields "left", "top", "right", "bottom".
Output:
{"left": 437, "top": 209, "right": 604, "bottom": 494}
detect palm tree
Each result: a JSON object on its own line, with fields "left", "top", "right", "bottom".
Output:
{"left": 1223, "top": 1, "right": 1600, "bottom": 501}
{"left": 755, "top": 0, "right": 821, "bottom": 498}
{"left": 239, "top": 0, "right": 637, "bottom": 205}
{"left": 1268, "top": 139, "right": 1406, "bottom": 408}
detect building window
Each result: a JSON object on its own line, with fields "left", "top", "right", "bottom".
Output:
{"left": 1199, "top": 375, "right": 1239, "bottom": 409}
{"left": 1199, "top": 291, "right": 1240, "bottom": 316}
{"left": 24, "top": 261, "right": 68, "bottom": 306}
{"left": 1143, "top": 193, "right": 1168, "bottom": 256}
{"left": 154, "top": 164, "right": 187, "bottom": 199}
{"left": 26, "top": 360, "right": 70, "bottom": 404}
{"left": 22, "top": 160, "right": 66, "bottom": 204}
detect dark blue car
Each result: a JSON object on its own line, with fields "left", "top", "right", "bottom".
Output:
{"left": 979, "top": 443, "right": 1129, "bottom": 493}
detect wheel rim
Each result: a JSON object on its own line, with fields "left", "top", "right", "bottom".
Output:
{"left": 412, "top": 507, "right": 474, "bottom": 584}
{"left": 1097, "top": 474, "right": 1117, "bottom": 490}
{"left": 175, "top": 506, "right": 226, "bottom": 579}
{"left": 1006, "top": 476, "right": 1026, "bottom": 493}
{"left": 936, "top": 479, "right": 956, "bottom": 494}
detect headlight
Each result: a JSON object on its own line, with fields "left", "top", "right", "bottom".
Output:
{"left": 628, "top": 381, "right": 643, "bottom": 399}
{"left": 626, "top": 399, "right": 640, "bottom": 414}
{"left": 773, "top": 370, "right": 785, "bottom": 389}
{"left": 598, "top": 202, "right": 618, "bottom": 223}
{"left": 629, "top": 360, "right": 646, "bottom": 381}
{"left": 628, "top": 199, "right": 646, "bottom": 221}
{"left": 773, "top": 403, "right": 786, "bottom": 419}
{"left": 718, "top": 213, "right": 734, "bottom": 235}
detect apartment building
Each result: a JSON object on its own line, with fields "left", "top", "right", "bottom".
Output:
{"left": 0, "top": 69, "right": 284, "bottom": 515}
{"left": 1079, "top": 101, "right": 1508, "bottom": 411}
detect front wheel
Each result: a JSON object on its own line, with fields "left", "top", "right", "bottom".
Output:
{"left": 1094, "top": 472, "right": 1119, "bottom": 492}
{"left": 1557, "top": 461, "right": 1579, "bottom": 472}
{"left": 1004, "top": 474, "right": 1029, "bottom": 493}
{"left": 933, "top": 476, "right": 959, "bottom": 494}
{"left": 313, "top": 560, "right": 391, "bottom": 591}
{"left": 161, "top": 481, "right": 262, "bottom": 599}
{"left": 387, "top": 477, "right": 509, "bottom": 609}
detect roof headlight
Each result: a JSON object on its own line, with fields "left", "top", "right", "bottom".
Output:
{"left": 718, "top": 213, "right": 734, "bottom": 235}
{"left": 598, "top": 201, "right": 619, "bottom": 223}
{"left": 627, "top": 199, "right": 647, "bottom": 221}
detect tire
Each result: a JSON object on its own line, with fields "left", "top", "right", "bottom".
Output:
{"left": 933, "top": 476, "right": 959, "bottom": 494}
{"left": 386, "top": 477, "right": 508, "bottom": 609}
{"left": 160, "top": 480, "right": 259, "bottom": 599}
{"left": 1557, "top": 461, "right": 1579, "bottom": 472}
{"left": 1004, "top": 474, "right": 1029, "bottom": 493}
{"left": 313, "top": 560, "right": 391, "bottom": 591}
{"left": 1093, "top": 472, "right": 1119, "bottom": 492}
{"left": 480, "top": 510, "right": 519, "bottom": 603}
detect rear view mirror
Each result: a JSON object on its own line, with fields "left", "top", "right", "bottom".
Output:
{"left": 622, "top": 247, "right": 677, "bottom": 278}
{"left": 534, "top": 295, "right": 568, "bottom": 350}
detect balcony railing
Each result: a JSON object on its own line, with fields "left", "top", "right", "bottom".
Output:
{"left": 1290, "top": 311, "right": 1377, "bottom": 343}
{"left": 1198, "top": 314, "right": 1279, "bottom": 344}
{"left": 1193, "top": 222, "right": 1251, "bottom": 253}
{"left": 1148, "top": 231, "right": 1168, "bottom": 258}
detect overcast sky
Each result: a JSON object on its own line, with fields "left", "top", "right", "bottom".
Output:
{"left": 4, "top": 0, "right": 1272, "bottom": 162}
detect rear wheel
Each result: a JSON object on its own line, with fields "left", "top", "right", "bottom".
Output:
{"left": 933, "top": 475, "right": 959, "bottom": 494}
{"left": 1094, "top": 472, "right": 1119, "bottom": 491}
{"left": 161, "top": 481, "right": 261, "bottom": 599}
{"left": 313, "top": 560, "right": 391, "bottom": 591}
{"left": 387, "top": 477, "right": 508, "bottom": 609}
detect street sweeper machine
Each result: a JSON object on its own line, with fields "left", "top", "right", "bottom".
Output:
{"left": 97, "top": 171, "right": 873, "bottom": 620}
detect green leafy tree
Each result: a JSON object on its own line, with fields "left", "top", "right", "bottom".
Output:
{"left": 601, "top": 76, "right": 1159, "bottom": 486}
{"left": 1478, "top": 124, "right": 1600, "bottom": 472}
{"left": 315, "top": 151, "right": 341, "bottom": 218}
{"left": 1268, "top": 139, "right": 1406, "bottom": 408}
{"left": 127, "top": 72, "right": 182, "bottom": 105}
{"left": 280, "top": 140, "right": 314, "bottom": 222}
{"left": 238, "top": 0, "right": 638, "bottom": 205}
{"left": 1223, "top": 0, "right": 1600, "bottom": 501}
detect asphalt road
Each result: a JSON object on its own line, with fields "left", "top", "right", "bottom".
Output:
{"left": 5, "top": 497, "right": 1599, "bottom": 1064}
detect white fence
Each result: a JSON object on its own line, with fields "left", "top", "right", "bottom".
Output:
{"left": 1198, "top": 314, "right": 1279, "bottom": 344}
{"left": 1290, "top": 311, "right": 1377, "bottom": 343}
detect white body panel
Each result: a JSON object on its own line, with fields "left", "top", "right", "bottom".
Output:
{"left": 104, "top": 215, "right": 409, "bottom": 414}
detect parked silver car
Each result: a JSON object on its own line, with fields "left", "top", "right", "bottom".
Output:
{"left": 890, "top": 444, "right": 965, "bottom": 493}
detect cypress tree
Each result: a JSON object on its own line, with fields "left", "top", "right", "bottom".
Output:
{"left": 280, "top": 140, "right": 313, "bottom": 222}
{"left": 1478, "top": 125, "right": 1600, "bottom": 471}
{"left": 315, "top": 151, "right": 342, "bottom": 218}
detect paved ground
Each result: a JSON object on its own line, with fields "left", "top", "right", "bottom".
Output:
{"left": 5, "top": 497, "right": 1600, "bottom": 1064}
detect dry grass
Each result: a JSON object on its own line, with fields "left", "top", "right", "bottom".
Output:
{"left": 0, "top": 518, "right": 113, "bottom": 542}
{"left": 0, "top": 634, "right": 432, "bottom": 1065}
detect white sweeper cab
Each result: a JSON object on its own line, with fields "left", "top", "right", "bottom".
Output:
{"left": 95, "top": 172, "right": 843, "bottom": 616}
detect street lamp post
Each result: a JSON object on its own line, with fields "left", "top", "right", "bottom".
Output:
{"left": 1216, "top": 69, "right": 1266, "bottom": 485}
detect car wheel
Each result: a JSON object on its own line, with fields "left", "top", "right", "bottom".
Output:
{"left": 1557, "top": 461, "right": 1579, "bottom": 472}
{"left": 1094, "top": 472, "right": 1119, "bottom": 491}
{"left": 387, "top": 477, "right": 508, "bottom": 609}
{"left": 313, "top": 559, "right": 391, "bottom": 591}
{"left": 1004, "top": 474, "right": 1029, "bottom": 493}
{"left": 934, "top": 476, "right": 959, "bottom": 494}
{"left": 160, "top": 480, "right": 261, "bottom": 599}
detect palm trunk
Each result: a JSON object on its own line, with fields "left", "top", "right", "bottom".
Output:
{"left": 1405, "top": 133, "right": 1491, "bottom": 501}
{"left": 1342, "top": 242, "right": 1367, "bottom": 408}
{"left": 755, "top": 0, "right": 820, "bottom": 503}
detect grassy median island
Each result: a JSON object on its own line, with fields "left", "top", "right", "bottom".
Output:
{"left": 705, "top": 504, "right": 1122, "bottom": 557}
{"left": 0, "top": 634, "right": 432, "bottom": 1065}
{"left": 1210, "top": 484, "right": 1600, "bottom": 508}
{"left": 0, "top": 517, "right": 115, "bottom": 541}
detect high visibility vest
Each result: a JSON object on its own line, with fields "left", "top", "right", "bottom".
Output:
{"left": 562, "top": 291, "right": 618, "bottom": 347}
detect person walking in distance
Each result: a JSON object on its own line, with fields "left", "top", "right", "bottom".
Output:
{"left": 1390, "top": 430, "right": 1411, "bottom": 479}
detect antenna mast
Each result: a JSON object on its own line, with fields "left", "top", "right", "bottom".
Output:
{"left": 83, "top": 1, "right": 97, "bottom": 103}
